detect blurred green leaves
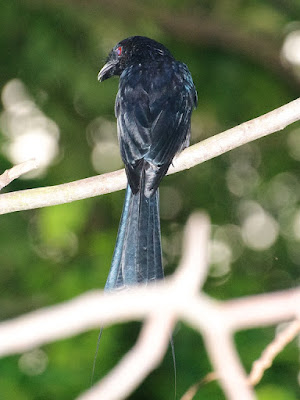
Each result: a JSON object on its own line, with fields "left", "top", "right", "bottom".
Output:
{"left": 257, "top": 384, "right": 297, "bottom": 400}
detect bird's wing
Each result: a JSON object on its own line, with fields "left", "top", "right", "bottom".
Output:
{"left": 116, "top": 61, "right": 197, "bottom": 195}
{"left": 116, "top": 77, "right": 152, "bottom": 193}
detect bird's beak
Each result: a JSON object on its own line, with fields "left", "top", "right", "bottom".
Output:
{"left": 98, "top": 61, "right": 117, "bottom": 82}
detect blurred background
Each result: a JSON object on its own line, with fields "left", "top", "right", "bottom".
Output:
{"left": 0, "top": 0, "right": 300, "bottom": 399}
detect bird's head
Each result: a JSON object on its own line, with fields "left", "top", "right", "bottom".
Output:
{"left": 98, "top": 36, "right": 174, "bottom": 82}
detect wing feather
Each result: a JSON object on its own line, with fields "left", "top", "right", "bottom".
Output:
{"left": 116, "top": 61, "right": 197, "bottom": 196}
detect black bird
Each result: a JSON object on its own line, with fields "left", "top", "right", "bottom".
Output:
{"left": 98, "top": 36, "right": 197, "bottom": 290}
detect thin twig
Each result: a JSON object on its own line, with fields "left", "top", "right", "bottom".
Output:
{"left": 248, "top": 319, "right": 300, "bottom": 385}
{"left": 180, "top": 372, "right": 217, "bottom": 400}
{"left": 0, "top": 159, "right": 38, "bottom": 191}
{"left": 0, "top": 98, "right": 299, "bottom": 215}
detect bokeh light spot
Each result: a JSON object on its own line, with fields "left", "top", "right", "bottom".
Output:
{"left": 240, "top": 202, "right": 279, "bottom": 250}
{"left": 209, "top": 239, "right": 231, "bottom": 277}
{"left": 282, "top": 30, "right": 300, "bottom": 66}
{"left": 87, "top": 117, "right": 122, "bottom": 173}
{"left": 287, "top": 128, "right": 300, "bottom": 161}
{"left": 18, "top": 349, "right": 48, "bottom": 376}
{"left": 0, "top": 79, "right": 60, "bottom": 178}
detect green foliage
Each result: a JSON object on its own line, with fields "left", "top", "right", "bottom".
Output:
{"left": 257, "top": 384, "right": 297, "bottom": 400}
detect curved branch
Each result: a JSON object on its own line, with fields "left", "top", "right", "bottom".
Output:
{"left": 248, "top": 319, "right": 300, "bottom": 385}
{"left": 0, "top": 159, "right": 38, "bottom": 191}
{"left": 0, "top": 97, "right": 299, "bottom": 215}
{"left": 77, "top": 313, "right": 174, "bottom": 400}
{"left": 0, "top": 213, "right": 299, "bottom": 400}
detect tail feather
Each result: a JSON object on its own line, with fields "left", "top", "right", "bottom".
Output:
{"left": 105, "top": 184, "right": 163, "bottom": 291}
{"left": 103, "top": 184, "right": 175, "bottom": 394}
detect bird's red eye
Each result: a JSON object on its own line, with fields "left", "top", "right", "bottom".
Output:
{"left": 116, "top": 46, "right": 122, "bottom": 56}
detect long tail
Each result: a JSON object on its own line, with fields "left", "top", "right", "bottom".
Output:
{"left": 101, "top": 186, "right": 176, "bottom": 396}
{"left": 105, "top": 184, "right": 163, "bottom": 291}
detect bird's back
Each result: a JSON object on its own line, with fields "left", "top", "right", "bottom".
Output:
{"left": 116, "top": 60, "right": 197, "bottom": 196}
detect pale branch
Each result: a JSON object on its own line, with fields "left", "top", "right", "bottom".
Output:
{"left": 220, "top": 289, "right": 300, "bottom": 331}
{"left": 181, "top": 316, "right": 300, "bottom": 399}
{"left": 0, "top": 97, "right": 299, "bottom": 215}
{"left": 180, "top": 373, "right": 217, "bottom": 400}
{"left": 1, "top": 285, "right": 297, "bottom": 359}
{"left": 0, "top": 213, "right": 209, "bottom": 358}
{"left": 173, "top": 212, "right": 210, "bottom": 293}
{"left": 0, "top": 214, "right": 299, "bottom": 400}
{"left": 77, "top": 313, "right": 174, "bottom": 400}
{"left": 0, "top": 169, "right": 127, "bottom": 215}
{"left": 204, "top": 328, "right": 255, "bottom": 400}
{"left": 248, "top": 319, "right": 300, "bottom": 386}
{"left": 77, "top": 212, "right": 209, "bottom": 400}
{"left": 0, "top": 159, "right": 38, "bottom": 191}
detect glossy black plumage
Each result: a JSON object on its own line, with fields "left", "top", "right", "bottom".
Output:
{"left": 98, "top": 36, "right": 197, "bottom": 290}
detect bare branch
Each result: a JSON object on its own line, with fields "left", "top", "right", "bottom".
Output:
{"left": 204, "top": 328, "right": 255, "bottom": 400}
{"left": 0, "top": 212, "right": 209, "bottom": 357}
{"left": 174, "top": 212, "right": 210, "bottom": 293}
{"left": 0, "top": 169, "right": 127, "bottom": 215}
{"left": 248, "top": 319, "right": 300, "bottom": 385}
{"left": 77, "top": 213, "right": 210, "bottom": 400}
{"left": 181, "top": 316, "right": 300, "bottom": 399}
{"left": 180, "top": 373, "right": 217, "bottom": 400}
{"left": 221, "top": 289, "right": 300, "bottom": 330}
{"left": 0, "top": 98, "right": 299, "bottom": 215}
{"left": 1, "top": 284, "right": 298, "bottom": 357}
{"left": 77, "top": 313, "right": 174, "bottom": 400}
{"left": 0, "top": 213, "right": 299, "bottom": 400}
{"left": 0, "top": 159, "right": 38, "bottom": 191}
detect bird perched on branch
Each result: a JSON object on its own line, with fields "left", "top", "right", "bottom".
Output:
{"left": 98, "top": 36, "right": 197, "bottom": 290}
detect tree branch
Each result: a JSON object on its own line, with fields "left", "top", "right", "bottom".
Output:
{"left": 0, "top": 97, "right": 299, "bottom": 215}
{"left": 181, "top": 318, "right": 300, "bottom": 400}
{"left": 0, "top": 159, "right": 38, "bottom": 191}
{"left": 248, "top": 319, "right": 300, "bottom": 385}
{"left": 0, "top": 213, "right": 299, "bottom": 399}
{"left": 77, "top": 313, "right": 174, "bottom": 400}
